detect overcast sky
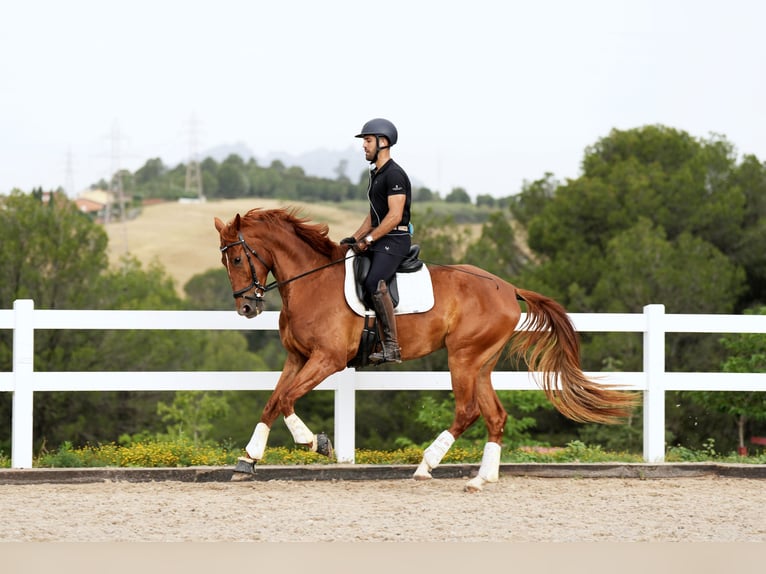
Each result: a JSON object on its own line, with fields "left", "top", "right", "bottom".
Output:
{"left": 2, "top": 0, "right": 765, "bottom": 199}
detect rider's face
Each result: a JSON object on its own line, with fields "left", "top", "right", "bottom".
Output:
{"left": 362, "top": 135, "right": 377, "bottom": 161}
{"left": 363, "top": 135, "right": 390, "bottom": 161}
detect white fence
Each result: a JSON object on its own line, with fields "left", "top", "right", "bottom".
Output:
{"left": 1, "top": 299, "right": 765, "bottom": 469}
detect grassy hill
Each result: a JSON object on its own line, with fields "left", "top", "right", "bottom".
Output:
{"left": 104, "top": 198, "right": 367, "bottom": 295}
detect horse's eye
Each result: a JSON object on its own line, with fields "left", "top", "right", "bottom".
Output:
{"left": 233, "top": 256, "right": 242, "bottom": 265}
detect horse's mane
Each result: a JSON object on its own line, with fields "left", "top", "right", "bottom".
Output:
{"left": 241, "top": 207, "right": 339, "bottom": 258}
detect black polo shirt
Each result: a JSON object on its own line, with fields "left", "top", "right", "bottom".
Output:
{"left": 367, "top": 159, "right": 411, "bottom": 229}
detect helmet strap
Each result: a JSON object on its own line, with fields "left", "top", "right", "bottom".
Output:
{"left": 375, "top": 135, "right": 390, "bottom": 151}
{"left": 369, "top": 135, "right": 390, "bottom": 164}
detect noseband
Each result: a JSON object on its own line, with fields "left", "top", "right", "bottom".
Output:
{"left": 220, "top": 232, "right": 277, "bottom": 301}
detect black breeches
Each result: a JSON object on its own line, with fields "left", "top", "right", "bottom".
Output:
{"left": 363, "top": 233, "right": 411, "bottom": 305}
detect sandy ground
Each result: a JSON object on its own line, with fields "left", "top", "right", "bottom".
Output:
{"left": 1, "top": 475, "right": 763, "bottom": 542}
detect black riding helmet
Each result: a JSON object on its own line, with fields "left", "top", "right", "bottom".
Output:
{"left": 355, "top": 118, "right": 398, "bottom": 147}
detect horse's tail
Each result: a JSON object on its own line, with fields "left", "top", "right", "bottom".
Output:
{"left": 510, "top": 288, "right": 638, "bottom": 424}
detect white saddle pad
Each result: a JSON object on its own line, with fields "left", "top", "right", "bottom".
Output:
{"left": 343, "top": 253, "right": 435, "bottom": 316}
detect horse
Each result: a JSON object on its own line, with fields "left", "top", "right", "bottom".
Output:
{"left": 214, "top": 207, "right": 638, "bottom": 492}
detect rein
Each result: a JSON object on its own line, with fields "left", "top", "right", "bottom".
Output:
{"left": 221, "top": 231, "right": 498, "bottom": 303}
{"left": 407, "top": 251, "right": 500, "bottom": 284}
{"left": 220, "top": 232, "right": 347, "bottom": 301}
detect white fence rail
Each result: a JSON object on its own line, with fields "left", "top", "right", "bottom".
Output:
{"left": 2, "top": 299, "right": 765, "bottom": 469}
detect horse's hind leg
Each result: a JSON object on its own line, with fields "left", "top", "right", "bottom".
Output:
{"left": 413, "top": 357, "right": 483, "bottom": 481}
{"left": 464, "top": 373, "right": 507, "bottom": 493}
{"left": 413, "top": 430, "right": 460, "bottom": 481}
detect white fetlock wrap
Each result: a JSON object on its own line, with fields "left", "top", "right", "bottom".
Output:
{"left": 423, "top": 430, "right": 455, "bottom": 470}
{"left": 245, "top": 422, "right": 270, "bottom": 460}
{"left": 477, "top": 441, "right": 502, "bottom": 482}
{"left": 284, "top": 413, "right": 316, "bottom": 449}
{"left": 413, "top": 460, "right": 432, "bottom": 480}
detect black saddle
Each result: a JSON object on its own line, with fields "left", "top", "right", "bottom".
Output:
{"left": 353, "top": 244, "right": 423, "bottom": 308}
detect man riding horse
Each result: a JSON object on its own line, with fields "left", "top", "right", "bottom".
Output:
{"left": 341, "top": 118, "right": 412, "bottom": 364}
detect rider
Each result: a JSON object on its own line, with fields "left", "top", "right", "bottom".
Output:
{"left": 341, "top": 118, "right": 412, "bottom": 364}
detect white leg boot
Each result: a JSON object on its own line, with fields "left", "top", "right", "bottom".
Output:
{"left": 465, "top": 442, "right": 502, "bottom": 492}
{"left": 413, "top": 430, "right": 455, "bottom": 480}
{"left": 284, "top": 413, "right": 318, "bottom": 451}
{"left": 245, "top": 422, "right": 270, "bottom": 460}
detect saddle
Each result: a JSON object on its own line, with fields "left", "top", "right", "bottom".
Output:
{"left": 345, "top": 245, "right": 434, "bottom": 368}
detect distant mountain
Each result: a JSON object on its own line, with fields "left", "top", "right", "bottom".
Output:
{"left": 200, "top": 142, "right": 369, "bottom": 185}
{"left": 261, "top": 147, "right": 369, "bottom": 184}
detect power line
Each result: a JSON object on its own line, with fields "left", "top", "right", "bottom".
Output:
{"left": 64, "top": 148, "right": 76, "bottom": 198}
{"left": 184, "top": 113, "right": 204, "bottom": 201}
{"left": 108, "top": 120, "right": 129, "bottom": 254}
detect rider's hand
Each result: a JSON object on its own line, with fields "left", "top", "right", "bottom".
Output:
{"left": 340, "top": 236, "right": 357, "bottom": 245}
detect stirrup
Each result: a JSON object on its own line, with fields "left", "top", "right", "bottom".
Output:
{"left": 370, "top": 345, "right": 401, "bottom": 364}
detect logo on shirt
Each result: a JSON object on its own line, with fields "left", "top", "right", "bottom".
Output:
{"left": 392, "top": 184, "right": 404, "bottom": 191}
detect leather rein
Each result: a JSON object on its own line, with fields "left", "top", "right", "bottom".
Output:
{"left": 220, "top": 231, "right": 346, "bottom": 302}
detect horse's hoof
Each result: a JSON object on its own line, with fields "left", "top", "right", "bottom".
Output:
{"left": 413, "top": 460, "right": 433, "bottom": 481}
{"left": 231, "top": 456, "right": 256, "bottom": 481}
{"left": 316, "top": 433, "right": 334, "bottom": 458}
{"left": 464, "top": 476, "right": 485, "bottom": 492}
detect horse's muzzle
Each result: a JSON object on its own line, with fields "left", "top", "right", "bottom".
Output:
{"left": 239, "top": 298, "right": 264, "bottom": 318}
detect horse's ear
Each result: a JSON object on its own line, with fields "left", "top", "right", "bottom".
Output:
{"left": 234, "top": 213, "right": 242, "bottom": 231}
{"left": 214, "top": 217, "right": 225, "bottom": 233}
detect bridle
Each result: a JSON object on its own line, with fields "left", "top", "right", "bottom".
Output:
{"left": 220, "top": 231, "right": 348, "bottom": 302}
{"left": 219, "top": 231, "right": 277, "bottom": 303}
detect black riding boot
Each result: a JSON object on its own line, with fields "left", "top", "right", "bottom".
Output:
{"left": 369, "top": 280, "right": 402, "bottom": 364}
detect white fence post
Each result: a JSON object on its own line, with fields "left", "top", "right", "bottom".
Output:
{"left": 643, "top": 304, "right": 666, "bottom": 462}
{"left": 332, "top": 368, "right": 356, "bottom": 463}
{"left": 12, "top": 299, "right": 35, "bottom": 469}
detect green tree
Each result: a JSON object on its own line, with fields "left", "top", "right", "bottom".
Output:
{"left": 222, "top": 154, "right": 246, "bottom": 169}
{"left": 184, "top": 268, "right": 234, "bottom": 310}
{"left": 475, "top": 194, "right": 496, "bottom": 208}
{"left": 521, "top": 125, "right": 751, "bottom": 325}
{"left": 592, "top": 219, "right": 744, "bottom": 315}
{"left": 689, "top": 306, "right": 766, "bottom": 452}
{"left": 509, "top": 173, "right": 557, "bottom": 227}
{"left": 157, "top": 391, "right": 230, "bottom": 445}
{"left": 0, "top": 190, "right": 108, "bottom": 309}
{"left": 135, "top": 158, "right": 166, "bottom": 185}
{"left": 728, "top": 154, "right": 766, "bottom": 303}
{"left": 217, "top": 163, "right": 249, "bottom": 197}
{"left": 464, "top": 210, "right": 529, "bottom": 281}
{"left": 201, "top": 171, "right": 219, "bottom": 198}
{"left": 415, "top": 187, "right": 437, "bottom": 202}
{"left": 445, "top": 186, "right": 471, "bottom": 204}
{"left": 509, "top": 125, "right": 761, "bottom": 449}
{"left": 414, "top": 208, "right": 471, "bottom": 265}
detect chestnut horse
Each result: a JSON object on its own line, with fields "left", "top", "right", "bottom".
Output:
{"left": 214, "top": 207, "right": 637, "bottom": 492}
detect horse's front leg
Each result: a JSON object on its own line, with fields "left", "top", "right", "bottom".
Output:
{"left": 274, "top": 351, "right": 344, "bottom": 456}
{"left": 239, "top": 353, "right": 305, "bottom": 467}
{"left": 247, "top": 351, "right": 341, "bottom": 457}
